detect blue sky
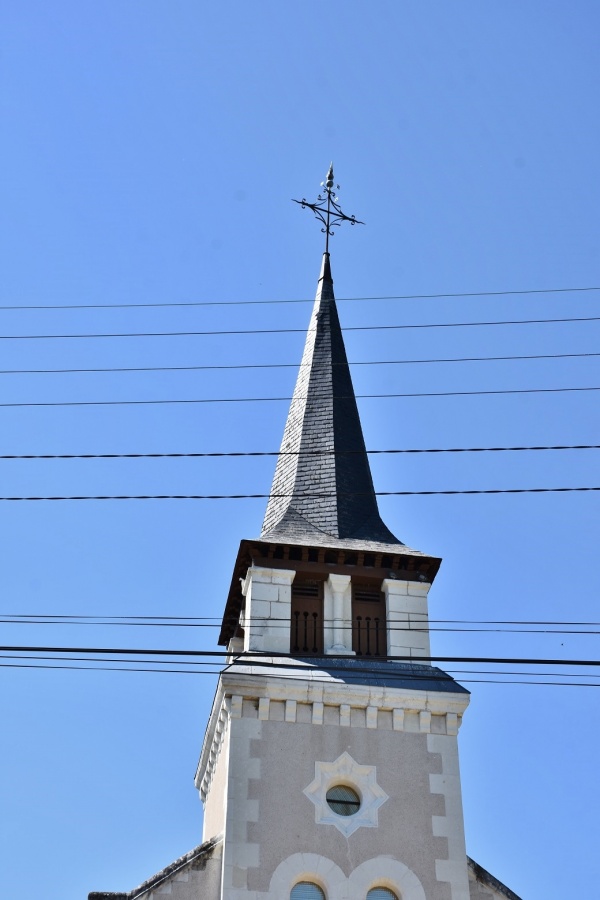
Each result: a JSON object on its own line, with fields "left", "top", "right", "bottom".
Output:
{"left": 0, "top": 3, "right": 599, "bottom": 898}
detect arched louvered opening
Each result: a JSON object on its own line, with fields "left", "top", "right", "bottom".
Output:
{"left": 366, "top": 888, "right": 399, "bottom": 900}
{"left": 352, "top": 584, "right": 387, "bottom": 657}
{"left": 290, "top": 881, "right": 326, "bottom": 900}
{"left": 290, "top": 579, "right": 324, "bottom": 655}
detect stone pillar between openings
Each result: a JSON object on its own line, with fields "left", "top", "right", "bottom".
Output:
{"left": 382, "top": 578, "right": 432, "bottom": 663}
{"left": 241, "top": 566, "right": 296, "bottom": 653}
{"left": 324, "top": 573, "right": 354, "bottom": 655}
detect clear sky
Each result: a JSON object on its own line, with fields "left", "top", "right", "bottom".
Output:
{"left": 0, "top": 3, "right": 598, "bottom": 899}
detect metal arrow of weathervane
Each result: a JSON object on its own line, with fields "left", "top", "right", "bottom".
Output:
{"left": 292, "top": 164, "right": 364, "bottom": 252}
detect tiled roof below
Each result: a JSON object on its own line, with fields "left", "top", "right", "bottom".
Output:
{"left": 467, "top": 857, "right": 523, "bottom": 899}
{"left": 88, "top": 836, "right": 222, "bottom": 900}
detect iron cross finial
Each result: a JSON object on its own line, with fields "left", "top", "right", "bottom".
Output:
{"left": 292, "top": 164, "right": 364, "bottom": 253}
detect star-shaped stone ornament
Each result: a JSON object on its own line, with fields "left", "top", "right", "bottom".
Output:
{"left": 303, "top": 751, "right": 389, "bottom": 837}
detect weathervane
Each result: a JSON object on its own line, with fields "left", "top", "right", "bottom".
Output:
{"left": 292, "top": 164, "right": 364, "bottom": 253}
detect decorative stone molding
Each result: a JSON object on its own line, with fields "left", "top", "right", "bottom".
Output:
{"left": 349, "top": 856, "right": 427, "bottom": 900}
{"left": 196, "top": 671, "right": 469, "bottom": 804}
{"left": 228, "top": 852, "right": 427, "bottom": 900}
{"left": 214, "top": 691, "right": 464, "bottom": 736}
{"left": 303, "top": 751, "right": 388, "bottom": 837}
{"left": 198, "top": 699, "right": 230, "bottom": 804}
{"left": 428, "top": 733, "right": 470, "bottom": 899}
{"left": 265, "top": 853, "right": 345, "bottom": 900}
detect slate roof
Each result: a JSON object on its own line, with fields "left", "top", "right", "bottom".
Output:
{"left": 261, "top": 252, "right": 404, "bottom": 548}
{"left": 221, "top": 655, "right": 469, "bottom": 695}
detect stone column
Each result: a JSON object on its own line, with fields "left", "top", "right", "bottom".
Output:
{"left": 324, "top": 573, "right": 354, "bottom": 655}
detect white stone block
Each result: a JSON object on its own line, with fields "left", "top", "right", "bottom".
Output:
{"left": 268, "top": 600, "right": 290, "bottom": 619}
{"left": 245, "top": 799, "right": 259, "bottom": 822}
{"left": 232, "top": 841, "right": 259, "bottom": 868}
{"left": 432, "top": 815, "right": 448, "bottom": 837}
{"left": 382, "top": 578, "right": 409, "bottom": 597}
{"left": 271, "top": 569, "right": 296, "bottom": 585}
{"left": 446, "top": 712, "right": 459, "bottom": 735}
{"left": 435, "top": 860, "right": 470, "bottom": 899}
{"left": 250, "top": 582, "right": 279, "bottom": 603}
{"left": 392, "top": 708, "right": 405, "bottom": 731}
{"left": 407, "top": 581, "right": 431, "bottom": 598}
{"left": 246, "top": 598, "right": 270, "bottom": 619}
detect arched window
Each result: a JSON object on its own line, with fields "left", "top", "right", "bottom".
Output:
{"left": 366, "top": 888, "right": 399, "bottom": 900}
{"left": 290, "top": 882, "right": 326, "bottom": 900}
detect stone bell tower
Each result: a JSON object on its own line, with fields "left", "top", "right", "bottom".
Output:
{"left": 195, "top": 248, "right": 476, "bottom": 900}
{"left": 89, "top": 171, "right": 520, "bottom": 900}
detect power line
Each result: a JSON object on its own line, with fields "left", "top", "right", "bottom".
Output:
{"left": 2, "top": 385, "right": 599, "bottom": 409}
{"left": 3, "top": 614, "right": 600, "bottom": 626}
{"left": 1, "top": 646, "right": 600, "bottom": 687}
{"left": 2, "top": 445, "right": 598, "bottom": 460}
{"left": 2, "top": 659, "right": 598, "bottom": 686}
{"left": 1, "top": 284, "right": 599, "bottom": 311}
{"left": 1, "top": 315, "right": 599, "bottom": 340}
{"left": 2, "top": 617, "right": 598, "bottom": 635}
{"left": 5, "top": 654, "right": 600, "bottom": 681}
{"left": 0, "top": 487, "right": 598, "bottom": 500}
{"left": 7, "top": 645, "right": 600, "bottom": 665}
{"left": 1, "top": 351, "right": 598, "bottom": 376}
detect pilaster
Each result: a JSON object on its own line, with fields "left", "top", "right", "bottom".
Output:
{"left": 324, "top": 572, "right": 353, "bottom": 655}
{"left": 241, "top": 566, "right": 295, "bottom": 653}
{"left": 382, "top": 578, "right": 432, "bottom": 662}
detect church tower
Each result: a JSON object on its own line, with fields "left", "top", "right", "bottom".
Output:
{"left": 89, "top": 170, "right": 520, "bottom": 900}
{"left": 195, "top": 237, "right": 475, "bottom": 900}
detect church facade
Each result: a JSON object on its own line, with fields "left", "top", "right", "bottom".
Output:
{"left": 89, "top": 245, "right": 520, "bottom": 900}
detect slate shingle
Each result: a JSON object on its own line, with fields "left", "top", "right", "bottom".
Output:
{"left": 261, "top": 253, "right": 403, "bottom": 546}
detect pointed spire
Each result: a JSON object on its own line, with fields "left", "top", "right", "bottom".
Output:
{"left": 261, "top": 253, "right": 403, "bottom": 547}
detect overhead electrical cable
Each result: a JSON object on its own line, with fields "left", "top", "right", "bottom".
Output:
{"left": 1, "top": 284, "right": 599, "bottom": 311}
{"left": 0, "top": 662, "right": 600, "bottom": 687}
{"left": 0, "top": 617, "right": 600, "bottom": 636}
{"left": 3, "top": 614, "right": 600, "bottom": 626}
{"left": 1, "top": 351, "right": 598, "bottom": 376}
{"left": 1, "top": 646, "right": 600, "bottom": 688}
{"left": 1, "top": 314, "right": 599, "bottom": 340}
{"left": 2, "top": 445, "right": 598, "bottom": 460}
{"left": 2, "top": 647, "right": 600, "bottom": 669}
{"left": 0, "top": 487, "right": 598, "bottom": 500}
{"left": 2, "top": 385, "right": 599, "bottom": 409}
{"left": 5, "top": 645, "right": 600, "bottom": 665}
{"left": 3, "top": 654, "right": 600, "bottom": 681}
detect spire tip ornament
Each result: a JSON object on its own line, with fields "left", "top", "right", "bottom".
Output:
{"left": 293, "top": 164, "right": 364, "bottom": 253}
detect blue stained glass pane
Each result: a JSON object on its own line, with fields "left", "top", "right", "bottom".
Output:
{"left": 367, "top": 889, "right": 399, "bottom": 900}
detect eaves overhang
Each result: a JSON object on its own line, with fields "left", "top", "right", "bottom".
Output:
{"left": 218, "top": 536, "right": 442, "bottom": 646}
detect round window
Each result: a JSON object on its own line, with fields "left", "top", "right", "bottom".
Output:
{"left": 325, "top": 784, "right": 360, "bottom": 816}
